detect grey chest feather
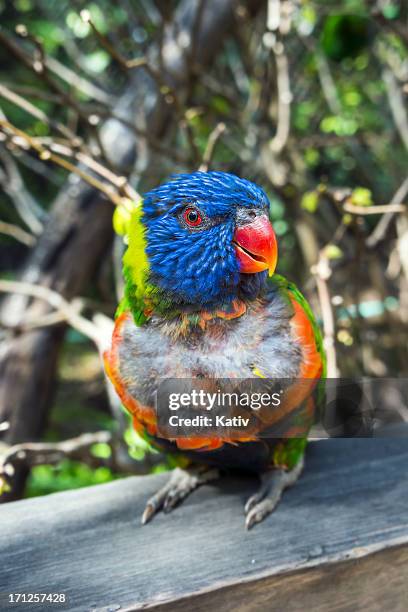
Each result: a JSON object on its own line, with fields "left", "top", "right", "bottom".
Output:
{"left": 117, "top": 292, "right": 302, "bottom": 407}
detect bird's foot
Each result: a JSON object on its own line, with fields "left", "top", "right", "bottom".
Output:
{"left": 244, "top": 456, "right": 304, "bottom": 530}
{"left": 141, "top": 465, "right": 219, "bottom": 525}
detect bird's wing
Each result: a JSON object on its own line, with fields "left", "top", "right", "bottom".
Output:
{"left": 249, "top": 275, "right": 326, "bottom": 469}
{"left": 265, "top": 275, "right": 325, "bottom": 469}
{"left": 271, "top": 274, "right": 326, "bottom": 379}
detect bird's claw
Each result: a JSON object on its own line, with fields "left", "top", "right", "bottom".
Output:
{"left": 244, "top": 456, "right": 304, "bottom": 530}
{"left": 141, "top": 503, "right": 156, "bottom": 525}
{"left": 141, "top": 466, "right": 219, "bottom": 525}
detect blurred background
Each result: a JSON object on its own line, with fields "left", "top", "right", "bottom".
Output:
{"left": 0, "top": 0, "right": 407, "bottom": 501}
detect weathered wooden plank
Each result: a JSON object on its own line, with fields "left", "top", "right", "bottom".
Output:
{"left": 1, "top": 439, "right": 408, "bottom": 612}
{"left": 142, "top": 545, "right": 408, "bottom": 612}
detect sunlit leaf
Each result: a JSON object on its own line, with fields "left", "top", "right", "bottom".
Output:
{"left": 301, "top": 190, "right": 319, "bottom": 213}
{"left": 91, "top": 443, "right": 112, "bottom": 459}
{"left": 83, "top": 50, "right": 110, "bottom": 74}
{"left": 324, "top": 244, "right": 343, "bottom": 260}
{"left": 351, "top": 187, "right": 373, "bottom": 206}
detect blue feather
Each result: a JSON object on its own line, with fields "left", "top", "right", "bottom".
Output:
{"left": 142, "top": 171, "right": 270, "bottom": 308}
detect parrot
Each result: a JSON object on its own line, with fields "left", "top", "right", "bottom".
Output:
{"left": 104, "top": 171, "right": 325, "bottom": 529}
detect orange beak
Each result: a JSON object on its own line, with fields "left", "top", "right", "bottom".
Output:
{"left": 233, "top": 215, "right": 277, "bottom": 277}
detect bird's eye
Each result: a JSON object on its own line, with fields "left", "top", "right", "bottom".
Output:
{"left": 183, "top": 207, "right": 202, "bottom": 227}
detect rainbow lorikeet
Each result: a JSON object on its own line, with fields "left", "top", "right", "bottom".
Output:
{"left": 104, "top": 172, "right": 325, "bottom": 529}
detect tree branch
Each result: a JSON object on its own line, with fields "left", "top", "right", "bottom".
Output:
{"left": 0, "top": 431, "right": 165, "bottom": 495}
{"left": 312, "top": 255, "right": 338, "bottom": 378}
{"left": 0, "top": 119, "right": 140, "bottom": 208}
{"left": 367, "top": 177, "right": 408, "bottom": 247}
{"left": 0, "top": 221, "right": 35, "bottom": 247}
{"left": 199, "top": 122, "right": 226, "bottom": 171}
{"left": 0, "top": 279, "right": 110, "bottom": 351}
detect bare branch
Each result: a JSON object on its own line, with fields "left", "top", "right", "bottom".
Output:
{"left": 79, "top": 9, "right": 201, "bottom": 165}
{"left": 312, "top": 255, "right": 338, "bottom": 378}
{"left": 80, "top": 10, "right": 147, "bottom": 73}
{"left": 0, "top": 119, "right": 140, "bottom": 208}
{"left": 0, "top": 83, "right": 81, "bottom": 145}
{"left": 0, "top": 29, "right": 84, "bottom": 118}
{"left": 267, "top": 0, "right": 281, "bottom": 32}
{"left": 367, "top": 177, "right": 408, "bottom": 247}
{"left": 0, "top": 279, "right": 107, "bottom": 350}
{"left": 315, "top": 50, "right": 342, "bottom": 115}
{"left": 199, "top": 122, "right": 226, "bottom": 171}
{"left": 343, "top": 202, "right": 407, "bottom": 215}
{"left": 0, "top": 431, "right": 165, "bottom": 495}
{"left": 0, "top": 29, "right": 109, "bottom": 159}
{"left": 0, "top": 431, "right": 113, "bottom": 475}
{"left": 0, "top": 221, "right": 36, "bottom": 247}
{"left": 45, "top": 56, "right": 115, "bottom": 106}
{"left": 382, "top": 68, "right": 408, "bottom": 153}
{"left": 0, "top": 142, "right": 45, "bottom": 234}
{"left": 269, "top": 39, "right": 292, "bottom": 154}
{"left": 188, "top": 0, "right": 207, "bottom": 73}
{"left": 31, "top": 139, "right": 140, "bottom": 202}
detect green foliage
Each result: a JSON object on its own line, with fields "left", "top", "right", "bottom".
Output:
{"left": 0, "top": 477, "right": 11, "bottom": 496}
{"left": 381, "top": 3, "right": 400, "bottom": 20}
{"left": 320, "top": 115, "right": 358, "bottom": 136}
{"left": 324, "top": 244, "right": 343, "bottom": 260}
{"left": 320, "top": 15, "right": 371, "bottom": 61}
{"left": 26, "top": 460, "right": 117, "bottom": 498}
{"left": 301, "top": 190, "right": 319, "bottom": 213}
{"left": 350, "top": 187, "right": 373, "bottom": 207}
{"left": 91, "top": 443, "right": 112, "bottom": 459}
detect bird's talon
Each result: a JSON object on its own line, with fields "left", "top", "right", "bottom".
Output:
{"left": 245, "top": 510, "right": 260, "bottom": 530}
{"left": 141, "top": 503, "right": 155, "bottom": 525}
{"left": 244, "top": 458, "right": 304, "bottom": 529}
{"left": 140, "top": 467, "right": 219, "bottom": 525}
{"left": 244, "top": 491, "right": 263, "bottom": 514}
{"left": 163, "top": 493, "right": 179, "bottom": 512}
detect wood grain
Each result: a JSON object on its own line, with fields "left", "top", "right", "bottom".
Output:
{"left": 1, "top": 439, "right": 408, "bottom": 611}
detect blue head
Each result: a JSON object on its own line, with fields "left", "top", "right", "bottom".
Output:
{"left": 139, "top": 171, "right": 277, "bottom": 311}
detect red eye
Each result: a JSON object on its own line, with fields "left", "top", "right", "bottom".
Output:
{"left": 183, "top": 207, "right": 202, "bottom": 227}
